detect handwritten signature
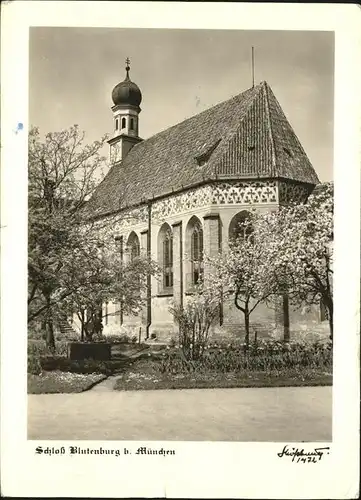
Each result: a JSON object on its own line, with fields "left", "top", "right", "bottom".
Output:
{"left": 277, "top": 445, "right": 330, "bottom": 463}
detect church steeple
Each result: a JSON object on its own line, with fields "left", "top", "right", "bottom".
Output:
{"left": 108, "top": 58, "right": 143, "bottom": 164}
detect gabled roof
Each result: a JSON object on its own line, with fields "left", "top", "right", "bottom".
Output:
{"left": 86, "top": 81, "right": 319, "bottom": 218}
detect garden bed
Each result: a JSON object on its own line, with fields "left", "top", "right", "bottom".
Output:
{"left": 28, "top": 338, "right": 333, "bottom": 393}
{"left": 114, "top": 358, "right": 332, "bottom": 391}
{"left": 28, "top": 371, "right": 107, "bottom": 394}
{"left": 114, "top": 340, "right": 333, "bottom": 391}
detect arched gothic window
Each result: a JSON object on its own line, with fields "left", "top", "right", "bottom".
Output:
{"left": 126, "top": 232, "right": 141, "bottom": 299}
{"left": 121, "top": 117, "right": 126, "bottom": 129}
{"left": 127, "top": 232, "right": 140, "bottom": 261}
{"left": 163, "top": 230, "right": 173, "bottom": 289}
{"left": 229, "top": 211, "right": 252, "bottom": 242}
{"left": 190, "top": 222, "right": 203, "bottom": 286}
{"left": 158, "top": 224, "right": 173, "bottom": 292}
{"left": 130, "top": 118, "right": 134, "bottom": 131}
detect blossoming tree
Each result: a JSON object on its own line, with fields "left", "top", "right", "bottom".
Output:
{"left": 28, "top": 125, "right": 157, "bottom": 351}
{"left": 61, "top": 235, "right": 159, "bottom": 342}
{"left": 206, "top": 182, "right": 333, "bottom": 344}
{"left": 207, "top": 214, "right": 280, "bottom": 347}
{"left": 259, "top": 183, "right": 334, "bottom": 339}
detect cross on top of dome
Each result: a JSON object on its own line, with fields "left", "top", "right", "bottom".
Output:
{"left": 111, "top": 56, "right": 142, "bottom": 108}
{"left": 125, "top": 57, "right": 130, "bottom": 78}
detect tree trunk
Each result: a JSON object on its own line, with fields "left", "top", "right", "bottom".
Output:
{"left": 45, "top": 318, "right": 55, "bottom": 353}
{"left": 283, "top": 294, "right": 290, "bottom": 343}
{"left": 44, "top": 294, "right": 55, "bottom": 353}
{"left": 244, "top": 310, "right": 250, "bottom": 348}
{"left": 41, "top": 319, "right": 47, "bottom": 340}
{"left": 96, "top": 306, "right": 103, "bottom": 337}
{"left": 327, "top": 299, "right": 333, "bottom": 341}
{"left": 85, "top": 316, "right": 93, "bottom": 342}
{"left": 80, "top": 310, "right": 85, "bottom": 342}
{"left": 322, "top": 293, "right": 333, "bottom": 341}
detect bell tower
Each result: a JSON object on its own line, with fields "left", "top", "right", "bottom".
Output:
{"left": 108, "top": 58, "right": 143, "bottom": 164}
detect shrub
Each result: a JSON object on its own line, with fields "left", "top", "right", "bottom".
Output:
{"left": 105, "top": 334, "right": 131, "bottom": 344}
{"left": 28, "top": 353, "right": 42, "bottom": 375}
{"left": 136, "top": 350, "right": 163, "bottom": 362}
{"left": 28, "top": 339, "right": 68, "bottom": 357}
{"left": 169, "top": 337, "right": 178, "bottom": 349}
{"left": 55, "top": 341, "right": 69, "bottom": 356}
{"left": 28, "top": 343, "right": 44, "bottom": 374}
{"left": 170, "top": 290, "right": 219, "bottom": 361}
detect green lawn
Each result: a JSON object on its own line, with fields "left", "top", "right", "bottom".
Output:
{"left": 28, "top": 371, "right": 107, "bottom": 394}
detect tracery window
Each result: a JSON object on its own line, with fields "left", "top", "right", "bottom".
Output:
{"left": 229, "top": 211, "right": 253, "bottom": 242}
{"left": 127, "top": 232, "right": 140, "bottom": 261}
{"left": 158, "top": 224, "right": 173, "bottom": 293}
{"left": 190, "top": 222, "right": 203, "bottom": 286}
{"left": 127, "top": 232, "right": 141, "bottom": 297}
{"left": 163, "top": 230, "right": 173, "bottom": 289}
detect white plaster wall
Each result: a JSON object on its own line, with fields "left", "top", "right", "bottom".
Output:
{"left": 93, "top": 182, "right": 328, "bottom": 342}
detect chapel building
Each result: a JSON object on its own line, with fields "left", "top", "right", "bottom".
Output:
{"left": 84, "top": 60, "right": 328, "bottom": 342}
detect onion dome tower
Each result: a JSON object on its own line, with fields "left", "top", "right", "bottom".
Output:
{"left": 108, "top": 58, "right": 143, "bottom": 164}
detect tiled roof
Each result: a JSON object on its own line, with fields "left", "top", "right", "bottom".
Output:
{"left": 86, "top": 81, "right": 319, "bottom": 218}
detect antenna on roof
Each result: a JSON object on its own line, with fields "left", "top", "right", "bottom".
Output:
{"left": 251, "top": 46, "right": 255, "bottom": 88}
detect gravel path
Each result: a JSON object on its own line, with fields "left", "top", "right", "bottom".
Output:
{"left": 90, "top": 375, "right": 120, "bottom": 392}
{"left": 28, "top": 386, "right": 332, "bottom": 441}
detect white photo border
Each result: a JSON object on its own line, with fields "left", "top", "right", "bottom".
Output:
{"left": 1, "top": 2, "right": 360, "bottom": 498}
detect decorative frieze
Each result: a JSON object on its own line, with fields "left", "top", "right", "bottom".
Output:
{"left": 152, "top": 185, "right": 213, "bottom": 222}
{"left": 212, "top": 181, "right": 277, "bottom": 205}
{"left": 94, "top": 205, "right": 148, "bottom": 237}
{"left": 94, "top": 181, "right": 311, "bottom": 231}
{"left": 152, "top": 181, "right": 278, "bottom": 221}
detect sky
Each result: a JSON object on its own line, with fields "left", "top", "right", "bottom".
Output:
{"left": 29, "top": 28, "right": 334, "bottom": 181}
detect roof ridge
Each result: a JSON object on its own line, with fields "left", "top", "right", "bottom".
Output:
{"left": 210, "top": 83, "right": 265, "bottom": 176}
{"left": 263, "top": 82, "right": 278, "bottom": 177}
{"left": 264, "top": 84, "right": 320, "bottom": 184}
{"left": 132, "top": 83, "right": 263, "bottom": 150}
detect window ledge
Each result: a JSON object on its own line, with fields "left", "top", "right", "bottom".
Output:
{"left": 157, "top": 290, "right": 174, "bottom": 298}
